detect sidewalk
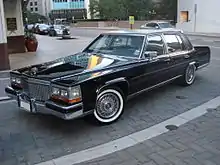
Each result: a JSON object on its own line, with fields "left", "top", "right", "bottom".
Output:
{"left": 0, "top": 35, "right": 92, "bottom": 101}
{"left": 0, "top": 72, "right": 10, "bottom": 101}
{"left": 75, "top": 106, "right": 220, "bottom": 165}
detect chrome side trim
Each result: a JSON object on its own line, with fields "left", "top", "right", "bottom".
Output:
{"left": 197, "top": 63, "right": 209, "bottom": 69}
{"left": 105, "top": 77, "right": 128, "bottom": 85}
{"left": 127, "top": 75, "right": 182, "bottom": 100}
{"left": 189, "top": 61, "right": 196, "bottom": 65}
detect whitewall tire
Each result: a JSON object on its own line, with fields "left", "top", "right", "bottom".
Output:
{"left": 179, "top": 64, "right": 196, "bottom": 86}
{"left": 94, "top": 89, "right": 124, "bottom": 124}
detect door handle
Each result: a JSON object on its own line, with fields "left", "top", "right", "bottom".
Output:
{"left": 164, "top": 58, "right": 171, "bottom": 62}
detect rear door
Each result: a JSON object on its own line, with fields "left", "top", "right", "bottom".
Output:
{"left": 163, "top": 32, "right": 193, "bottom": 76}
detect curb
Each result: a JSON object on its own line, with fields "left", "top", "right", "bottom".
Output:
{"left": 0, "top": 96, "right": 12, "bottom": 102}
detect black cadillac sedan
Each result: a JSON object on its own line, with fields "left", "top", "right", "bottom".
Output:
{"left": 5, "top": 29, "right": 210, "bottom": 124}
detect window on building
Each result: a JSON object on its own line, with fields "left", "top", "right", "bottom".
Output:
{"left": 30, "top": 8, "right": 33, "bottom": 12}
{"left": 163, "top": 34, "right": 182, "bottom": 53}
{"left": 35, "top": 1, "right": 37, "bottom": 6}
{"left": 180, "top": 11, "right": 189, "bottom": 23}
{"left": 30, "top": 2, "right": 33, "bottom": 6}
{"left": 35, "top": 7, "right": 38, "bottom": 11}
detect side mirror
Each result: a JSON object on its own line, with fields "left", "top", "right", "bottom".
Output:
{"left": 144, "top": 51, "right": 158, "bottom": 59}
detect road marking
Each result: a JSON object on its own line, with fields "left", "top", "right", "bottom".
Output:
{"left": 35, "top": 95, "right": 220, "bottom": 165}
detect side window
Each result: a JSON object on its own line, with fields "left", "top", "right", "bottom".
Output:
{"left": 146, "top": 23, "right": 156, "bottom": 28}
{"left": 144, "top": 35, "right": 165, "bottom": 56}
{"left": 179, "top": 33, "right": 193, "bottom": 50}
{"left": 176, "top": 35, "right": 185, "bottom": 50}
{"left": 163, "top": 34, "right": 182, "bottom": 53}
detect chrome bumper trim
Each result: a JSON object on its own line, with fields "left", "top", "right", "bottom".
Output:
{"left": 5, "top": 86, "right": 86, "bottom": 120}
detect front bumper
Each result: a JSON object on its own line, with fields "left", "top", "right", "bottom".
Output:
{"left": 5, "top": 86, "right": 88, "bottom": 120}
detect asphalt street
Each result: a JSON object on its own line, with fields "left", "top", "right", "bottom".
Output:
{"left": 0, "top": 30, "right": 220, "bottom": 165}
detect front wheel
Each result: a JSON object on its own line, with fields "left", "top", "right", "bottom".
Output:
{"left": 94, "top": 88, "right": 124, "bottom": 124}
{"left": 179, "top": 63, "right": 196, "bottom": 86}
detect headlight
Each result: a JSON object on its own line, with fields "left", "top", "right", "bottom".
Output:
{"left": 11, "top": 77, "right": 21, "bottom": 84}
{"left": 52, "top": 87, "right": 60, "bottom": 95}
{"left": 10, "top": 76, "right": 22, "bottom": 88}
{"left": 60, "top": 89, "right": 68, "bottom": 97}
{"left": 51, "top": 85, "right": 82, "bottom": 103}
{"left": 69, "top": 86, "right": 81, "bottom": 100}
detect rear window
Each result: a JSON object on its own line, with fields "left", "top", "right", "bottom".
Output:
{"left": 179, "top": 33, "right": 193, "bottom": 50}
{"left": 158, "top": 23, "right": 173, "bottom": 28}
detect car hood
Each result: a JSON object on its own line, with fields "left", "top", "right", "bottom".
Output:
{"left": 16, "top": 52, "right": 138, "bottom": 84}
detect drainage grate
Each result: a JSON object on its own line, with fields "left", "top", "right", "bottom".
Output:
{"left": 165, "top": 125, "right": 179, "bottom": 131}
{"left": 176, "top": 95, "right": 187, "bottom": 99}
{"left": 206, "top": 108, "right": 217, "bottom": 113}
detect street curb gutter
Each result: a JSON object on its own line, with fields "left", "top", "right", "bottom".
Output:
{"left": 0, "top": 96, "right": 12, "bottom": 102}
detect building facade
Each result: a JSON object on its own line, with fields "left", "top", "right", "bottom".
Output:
{"left": 0, "top": 0, "right": 26, "bottom": 70}
{"left": 176, "top": 0, "right": 220, "bottom": 33}
{"left": 50, "top": 0, "right": 90, "bottom": 20}
{"left": 27, "top": 0, "right": 52, "bottom": 17}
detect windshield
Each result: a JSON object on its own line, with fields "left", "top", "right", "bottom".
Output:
{"left": 159, "top": 22, "right": 173, "bottom": 28}
{"left": 39, "top": 24, "right": 49, "bottom": 29}
{"left": 84, "top": 34, "right": 144, "bottom": 58}
{"left": 54, "top": 25, "right": 65, "bottom": 29}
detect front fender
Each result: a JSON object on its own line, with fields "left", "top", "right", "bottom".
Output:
{"left": 96, "top": 77, "right": 129, "bottom": 95}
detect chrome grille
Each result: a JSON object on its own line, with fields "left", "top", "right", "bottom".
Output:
{"left": 22, "top": 78, "right": 50, "bottom": 102}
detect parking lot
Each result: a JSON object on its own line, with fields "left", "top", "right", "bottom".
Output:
{"left": 1, "top": 29, "right": 220, "bottom": 165}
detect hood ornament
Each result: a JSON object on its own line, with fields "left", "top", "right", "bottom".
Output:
{"left": 31, "top": 67, "right": 38, "bottom": 75}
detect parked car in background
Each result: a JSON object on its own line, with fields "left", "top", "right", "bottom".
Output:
{"left": 5, "top": 29, "right": 210, "bottom": 124}
{"left": 26, "top": 24, "right": 34, "bottom": 31}
{"left": 35, "top": 24, "right": 50, "bottom": 35}
{"left": 48, "top": 24, "right": 70, "bottom": 37}
{"left": 140, "top": 21, "right": 175, "bottom": 29}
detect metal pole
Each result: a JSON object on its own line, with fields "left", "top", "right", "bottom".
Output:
{"left": 194, "top": 4, "right": 197, "bottom": 32}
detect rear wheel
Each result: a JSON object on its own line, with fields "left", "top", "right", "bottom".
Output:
{"left": 179, "top": 63, "right": 196, "bottom": 86}
{"left": 94, "top": 88, "right": 124, "bottom": 124}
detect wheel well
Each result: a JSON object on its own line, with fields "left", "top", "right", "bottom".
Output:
{"left": 98, "top": 81, "right": 129, "bottom": 98}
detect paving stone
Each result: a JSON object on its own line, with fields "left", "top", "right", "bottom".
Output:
{"left": 142, "top": 161, "right": 158, "bottom": 165}
{"left": 148, "top": 153, "right": 172, "bottom": 165}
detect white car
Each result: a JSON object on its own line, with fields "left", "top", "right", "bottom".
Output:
{"left": 140, "top": 21, "right": 183, "bottom": 33}
{"left": 48, "top": 25, "right": 70, "bottom": 37}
